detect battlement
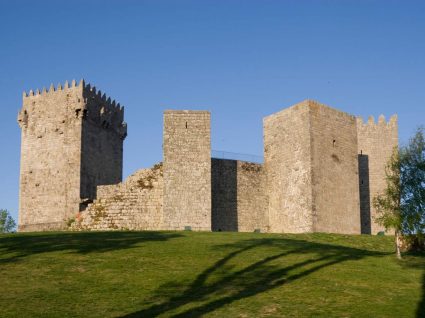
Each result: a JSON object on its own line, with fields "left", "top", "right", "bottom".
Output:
{"left": 23, "top": 79, "right": 84, "bottom": 98}
{"left": 82, "top": 82, "right": 124, "bottom": 115}
{"left": 20, "top": 79, "right": 126, "bottom": 139}
{"left": 356, "top": 114, "right": 398, "bottom": 128}
{"left": 22, "top": 79, "right": 123, "bottom": 112}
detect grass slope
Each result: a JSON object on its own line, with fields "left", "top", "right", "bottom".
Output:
{"left": 0, "top": 231, "right": 424, "bottom": 318}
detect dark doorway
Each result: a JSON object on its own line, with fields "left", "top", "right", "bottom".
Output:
{"left": 211, "top": 159, "right": 238, "bottom": 231}
{"left": 358, "top": 154, "right": 371, "bottom": 234}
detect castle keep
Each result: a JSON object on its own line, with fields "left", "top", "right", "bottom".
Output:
{"left": 17, "top": 81, "right": 398, "bottom": 234}
{"left": 18, "top": 80, "right": 127, "bottom": 231}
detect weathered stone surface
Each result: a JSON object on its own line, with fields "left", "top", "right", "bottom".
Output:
{"left": 17, "top": 86, "right": 398, "bottom": 235}
{"left": 212, "top": 159, "right": 268, "bottom": 232}
{"left": 163, "top": 111, "right": 211, "bottom": 231}
{"left": 264, "top": 101, "right": 313, "bottom": 233}
{"left": 73, "top": 164, "right": 163, "bottom": 231}
{"left": 17, "top": 81, "right": 126, "bottom": 231}
{"left": 357, "top": 115, "right": 398, "bottom": 234}
{"left": 263, "top": 100, "right": 395, "bottom": 234}
{"left": 309, "top": 102, "right": 360, "bottom": 234}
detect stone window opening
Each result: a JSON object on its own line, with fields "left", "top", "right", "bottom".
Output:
{"left": 361, "top": 179, "right": 364, "bottom": 185}
{"left": 333, "top": 139, "right": 336, "bottom": 147}
{"left": 75, "top": 109, "right": 81, "bottom": 118}
{"left": 360, "top": 150, "right": 363, "bottom": 156}
{"left": 185, "top": 121, "right": 188, "bottom": 129}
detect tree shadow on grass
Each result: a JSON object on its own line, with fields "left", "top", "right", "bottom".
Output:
{"left": 120, "top": 237, "right": 390, "bottom": 318}
{"left": 0, "top": 231, "right": 182, "bottom": 264}
{"left": 400, "top": 250, "right": 425, "bottom": 318}
{"left": 418, "top": 271, "right": 425, "bottom": 318}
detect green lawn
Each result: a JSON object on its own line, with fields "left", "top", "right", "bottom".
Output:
{"left": 0, "top": 231, "right": 424, "bottom": 318}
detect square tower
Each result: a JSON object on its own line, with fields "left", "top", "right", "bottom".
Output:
{"left": 357, "top": 115, "right": 398, "bottom": 234}
{"left": 17, "top": 80, "right": 127, "bottom": 231}
{"left": 264, "top": 100, "right": 361, "bottom": 234}
{"left": 163, "top": 110, "right": 211, "bottom": 231}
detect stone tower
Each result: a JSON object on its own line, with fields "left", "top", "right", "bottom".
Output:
{"left": 357, "top": 115, "right": 398, "bottom": 234}
{"left": 163, "top": 110, "right": 211, "bottom": 231}
{"left": 17, "top": 80, "right": 127, "bottom": 231}
{"left": 264, "top": 100, "right": 361, "bottom": 234}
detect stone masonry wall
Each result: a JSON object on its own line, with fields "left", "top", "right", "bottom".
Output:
{"left": 74, "top": 163, "right": 163, "bottom": 230}
{"left": 17, "top": 80, "right": 126, "bottom": 231}
{"left": 163, "top": 111, "right": 211, "bottom": 231}
{"left": 357, "top": 115, "right": 398, "bottom": 234}
{"left": 263, "top": 101, "right": 313, "bottom": 233}
{"left": 309, "top": 101, "right": 360, "bottom": 234}
{"left": 212, "top": 159, "right": 268, "bottom": 232}
{"left": 17, "top": 82, "right": 399, "bottom": 236}
{"left": 80, "top": 85, "right": 126, "bottom": 202}
{"left": 18, "top": 82, "right": 84, "bottom": 231}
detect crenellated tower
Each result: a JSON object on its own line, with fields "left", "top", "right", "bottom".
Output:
{"left": 17, "top": 80, "right": 127, "bottom": 231}
{"left": 357, "top": 114, "right": 398, "bottom": 234}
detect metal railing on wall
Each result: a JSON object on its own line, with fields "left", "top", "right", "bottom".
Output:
{"left": 211, "top": 150, "right": 264, "bottom": 164}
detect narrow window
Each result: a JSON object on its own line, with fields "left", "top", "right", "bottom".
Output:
{"left": 360, "top": 150, "right": 363, "bottom": 155}
{"left": 361, "top": 179, "right": 364, "bottom": 185}
{"left": 185, "top": 121, "right": 188, "bottom": 129}
{"left": 333, "top": 139, "right": 336, "bottom": 147}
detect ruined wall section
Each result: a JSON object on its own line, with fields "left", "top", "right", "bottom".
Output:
{"left": 163, "top": 111, "right": 211, "bottom": 231}
{"left": 309, "top": 101, "right": 360, "bottom": 234}
{"left": 74, "top": 164, "right": 163, "bottom": 230}
{"left": 212, "top": 159, "right": 268, "bottom": 232}
{"left": 357, "top": 115, "right": 398, "bottom": 234}
{"left": 264, "top": 101, "right": 313, "bottom": 233}
{"left": 18, "top": 81, "right": 84, "bottom": 231}
{"left": 80, "top": 85, "right": 127, "bottom": 202}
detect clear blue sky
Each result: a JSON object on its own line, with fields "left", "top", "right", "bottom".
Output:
{"left": 1, "top": 0, "right": 424, "bottom": 223}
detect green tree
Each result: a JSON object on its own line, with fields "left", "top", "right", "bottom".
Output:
{"left": 374, "top": 127, "right": 425, "bottom": 258}
{"left": 373, "top": 148, "right": 403, "bottom": 259}
{"left": 0, "top": 209, "right": 16, "bottom": 233}
{"left": 400, "top": 127, "right": 425, "bottom": 240}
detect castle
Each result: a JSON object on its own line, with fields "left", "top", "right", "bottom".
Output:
{"left": 17, "top": 80, "right": 398, "bottom": 234}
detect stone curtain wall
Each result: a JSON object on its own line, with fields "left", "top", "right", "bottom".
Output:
{"left": 309, "top": 101, "right": 360, "bottom": 234}
{"left": 263, "top": 101, "right": 314, "bottom": 233}
{"left": 357, "top": 115, "right": 398, "bottom": 234}
{"left": 74, "top": 164, "right": 163, "bottom": 230}
{"left": 163, "top": 111, "right": 211, "bottom": 231}
{"left": 212, "top": 159, "right": 237, "bottom": 231}
{"left": 212, "top": 159, "right": 268, "bottom": 232}
{"left": 17, "top": 80, "right": 126, "bottom": 232}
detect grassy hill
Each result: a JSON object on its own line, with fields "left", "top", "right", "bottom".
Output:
{"left": 0, "top": 231, "right": 424, "bottom": 318}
